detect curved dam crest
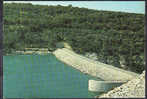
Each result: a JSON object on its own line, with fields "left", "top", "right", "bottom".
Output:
{"left": 53, "top": 48, "right": 139, "bottom": 81}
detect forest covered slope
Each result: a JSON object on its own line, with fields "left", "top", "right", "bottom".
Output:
{"left": 3, "top": 3, "right": 145, "bottom": 73}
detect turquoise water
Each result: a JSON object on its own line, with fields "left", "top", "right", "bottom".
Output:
{"left": 3, "top": 54, "right": 101, "bottom": 98}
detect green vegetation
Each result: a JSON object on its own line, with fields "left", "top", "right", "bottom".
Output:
{"left": 3, "top": 3, "right": 145, "bottom": 73}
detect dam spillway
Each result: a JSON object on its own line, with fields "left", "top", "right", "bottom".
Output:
{"left": 53, "top": 48, "right": 139, "bottom": 81}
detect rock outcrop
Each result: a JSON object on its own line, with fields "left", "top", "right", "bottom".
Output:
{"left": 97, "top": 71, "right": 145, "bottom": 98}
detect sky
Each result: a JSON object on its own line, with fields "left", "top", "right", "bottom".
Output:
{"left": 4, "top": 1, "right": 145, "bottom": 14}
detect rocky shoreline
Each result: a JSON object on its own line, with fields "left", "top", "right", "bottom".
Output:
{"left": 97, "top": 71, "right": 145, "bottom": 98}
{"left": 15, "top": 50, "right": 51, "bottom": 54}
{"left": 5, "top": 48, "right": 52, "bottom": 55}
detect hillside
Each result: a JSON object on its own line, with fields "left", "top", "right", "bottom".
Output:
{"left": 3, "top": 3, "right": 145, "bottom": 73}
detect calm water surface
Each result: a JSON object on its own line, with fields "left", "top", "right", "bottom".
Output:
{"left": 3, "top": 54, "right": 101, "bottom": 98}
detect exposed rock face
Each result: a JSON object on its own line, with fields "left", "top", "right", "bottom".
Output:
{"left": 97, "top": 71, "right": 145, "bottom": 98}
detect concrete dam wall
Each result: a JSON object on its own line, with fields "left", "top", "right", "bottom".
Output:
{"left": 53, "top": 48, "right": 139, "bottom": 81}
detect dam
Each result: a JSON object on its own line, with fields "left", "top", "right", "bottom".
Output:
{"left": 53, "top": 48, "right": 139, "bottom": 81}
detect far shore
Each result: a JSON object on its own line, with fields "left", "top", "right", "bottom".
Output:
{"left": 4, "top": 48, "right": 54, "bottom": 55}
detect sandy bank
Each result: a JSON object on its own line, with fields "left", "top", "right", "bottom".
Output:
{"left": 53, "top": 48, "right": 139, "bottom": 81}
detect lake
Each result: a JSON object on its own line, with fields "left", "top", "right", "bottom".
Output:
{"left": 3, "top": 54, "right": 102, "bottom": 98}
